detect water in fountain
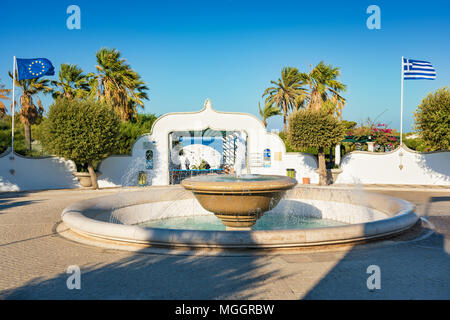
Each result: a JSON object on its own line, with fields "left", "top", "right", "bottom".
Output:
{"left": 233, "top": 131, "right": 247, "bottom": 177}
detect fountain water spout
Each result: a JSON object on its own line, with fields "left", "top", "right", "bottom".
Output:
{"left": 234, "top": 132, "right": 247, "bottom": 178}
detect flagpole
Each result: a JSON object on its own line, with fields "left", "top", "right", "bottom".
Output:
{"left": 11, "top": 56, "right": 16, "bottom": 158}
{"left": 400, "top": 56, "right": 404, "bottom": 146}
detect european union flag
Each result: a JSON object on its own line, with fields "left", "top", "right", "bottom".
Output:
{"left": 16, "top": 58, "right": 55, "bottom": 81}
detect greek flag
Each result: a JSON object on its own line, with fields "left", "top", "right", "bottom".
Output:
{"left": 403, "top": 58, "right": 436, "bottom": 80}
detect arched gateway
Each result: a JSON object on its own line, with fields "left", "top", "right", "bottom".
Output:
{"left": 97, "top": 99, "right": 318, "bottom": 187}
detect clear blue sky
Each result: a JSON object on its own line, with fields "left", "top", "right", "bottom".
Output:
{"left": 1, "top": 0, "right": 449, "bottom": 132}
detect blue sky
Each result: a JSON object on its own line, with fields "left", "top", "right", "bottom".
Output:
{"left": 0, "top": 0, "right": 449, "bottom": 132}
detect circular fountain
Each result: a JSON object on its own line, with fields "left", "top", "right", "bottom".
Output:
{"left": 59, "top": 180, "right": 419, "bottom": 252}
{"left": 181, "top": 174, "right": 297, "bottom": 230}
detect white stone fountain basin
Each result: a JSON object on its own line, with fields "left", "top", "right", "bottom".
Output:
{"left": 61, "top": 185, "right": 418, "bottom": 249}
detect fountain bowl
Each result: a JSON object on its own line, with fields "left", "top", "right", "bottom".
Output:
{"left": 181, "top": 174, "right": 297, "bottom": 229}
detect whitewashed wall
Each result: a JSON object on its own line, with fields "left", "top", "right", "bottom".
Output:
{"left": 1, "top": 99, "right": 449, "bottom": 192}
{"left": 0, "top": 148, "right": 79, "bottom": 192}
{"left": 336, "top": 145, "right": 450, "bottom": 185}
{"left": 249, "top": 133, "right": 319, "bottom": 183}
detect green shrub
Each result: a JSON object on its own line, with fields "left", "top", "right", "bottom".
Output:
{"left": 287, "top": 109, "right": 346, "bottom": 150}
{"left": 414, "top": 87, "right": 450, "bottom": 151}
{"left": 40, "top": 98, "right": 120, "bottom": 188}
{"left": 287, "top": 109, "right": 345, "bottom": 185}
{"left": 113, "top": 113, "right": 158, "bottom": 155}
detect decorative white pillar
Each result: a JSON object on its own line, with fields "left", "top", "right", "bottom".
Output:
{"left": 367, "top": 142, "right": 375, "bottom": 152}
{"left": 335, "top": 144, "right": 341, "bottom": 165}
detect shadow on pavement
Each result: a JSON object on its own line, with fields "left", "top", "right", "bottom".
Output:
{"left": 0, "top": 248, "right": 289, "bottom": 299}
{"left": 303, "top": 192, "right": 450, "bottom": 299}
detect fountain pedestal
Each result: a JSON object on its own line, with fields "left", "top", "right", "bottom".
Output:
{"left": 181, "top": 175, "right": 297, "bottom": 230}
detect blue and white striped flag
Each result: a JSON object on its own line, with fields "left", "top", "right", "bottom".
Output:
{"left": 403, "top": 58, "right": 436, "bottom": 80}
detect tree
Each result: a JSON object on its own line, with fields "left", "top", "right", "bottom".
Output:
{"left": 51, "top": 64, "right": 91, "bottom": 99}
{"left": 91, "top": 48, "right": 149, "bottom": 122}
{"left": 414, "top": 87, "right": 450, "bottom": 151}
{"left": 0, "top": 78, "right": 11, "bottom": 118}
{"left": 40, "top": 98, "right": 120, "bottom": 189}
{"left": 263, "top": 67, "right": 307, "bottom": 132}
{"left": 288, "top": 109, "right": 346, "bottom": 185}
{"left": 258, "top": 102, "right": 281, "bottom": 127}
{"left": 8, "top": 71, "right": 52, "bottom": 151}
{"left": 301, "top": 61, "right": 346, "bottom": 118}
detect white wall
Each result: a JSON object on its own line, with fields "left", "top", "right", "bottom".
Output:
{"left": 1, "top": 99, "right": 449, "bottom": 192}
{"left": 0, "top": 148, "right": 79, "bottom": 192}
{"left": 336, "top": 145, "right": 450, "bottom": 185}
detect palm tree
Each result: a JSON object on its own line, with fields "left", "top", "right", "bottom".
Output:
{"left": 300, "top": 62, "right": 346, "bottom": 185}
{"left": 8, "top": 71, "right": 52, "bottom": 151}
{"left": 92, "top": 48, "right": 149, "bottom": 121}
{"left": 301, "top": 61, "right": 346, "bottom": 118}
{"left": 258, "top": 102, "right": 281, "bottom": 128}
{"left": 51, "top": 64, "right": 91, "bottom": 99}
{"left": 0, "top": 78, "right": 11, "bottom": 118}
{"left": 262, "top": 67, "right": 307, "bottom": 132}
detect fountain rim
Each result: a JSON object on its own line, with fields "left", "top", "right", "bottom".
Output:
{"left": 181, "top": 174, "right": 297, "bottom": 193}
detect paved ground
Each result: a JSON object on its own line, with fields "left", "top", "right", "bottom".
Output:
{"left": 0, "top": 186, "right": 449, "bottom": 299}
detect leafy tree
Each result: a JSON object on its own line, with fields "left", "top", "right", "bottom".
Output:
{"left": 258, "top": 101, "right": 281, "bottom": 127}
{"left": 288, "top": 109, "right": 346, "bottom": 185}
{"left": 414, "top": 87, "right": 450, "bottom": 151}
{"left": 40, "top": 98, "right": 120, "bottom": 189}
{"left": 300, "top": 61, "right": 346, "bottom": 118}
{"left": 263, "top": 67, "right": 307, "bottom": 132}
{"left": 51, "top": 64, "right": 91, "bottom": 99}
{"left": 91, "top": 48, "right": 149, "bottom": 122}
{"left": 8, "top": 71, "right": 52, "bottom": 151}
{"left": 0, "top": 78, "right": 11, "bottom": 118}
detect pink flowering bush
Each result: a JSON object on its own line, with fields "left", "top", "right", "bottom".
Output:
{"left": 347, "top": 123, "right": 399, "bottom": 152}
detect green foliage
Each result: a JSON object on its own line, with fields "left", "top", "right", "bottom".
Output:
{"left": 0, "top": 115, "right": 45, "bottom": 156}
{"left": 287, "top": 109, "right": 346, "bottom": 150}
{"left": 300, "top": 61, "right": 346, "bottom": 118}
{"left": 278, "top": 131, "right": 318, "bottom": 154}
{"left": 414, "top": 87, "right": 450, "bottom": 151}
{"left": 113, "top": 113, "right": 158, "bottom": 155}
{"left": 258, "top": 101, "right": 281, "bottom": 127}
{"left": 262, "top": 67, "right": 308, "bottom": 131}
{"left": 93, "top": 48, "right": 149, "bottom": 122}
{"left": 51, "top": 64, "right": 91, "bottom": 99}
{"left": 191, "top": 160, "right": 209, "bottom": 170}
{"left": 0, "top": 77, "right": 10, "bottom": 117}
{"left": 0, "top": 116, "right": 12, "bottom": 154}
{"left": 341, "top": 120, "right": 357, "bottom": 131}
{"left": 403, "top": 135, "right": 431, "bottom": 152}
{"left": 40, "top": 98, "right": 120, "bottom": 164}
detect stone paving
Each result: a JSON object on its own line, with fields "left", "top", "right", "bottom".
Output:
{"left": 0, "top": 186, "right": 449, "bottom": 299}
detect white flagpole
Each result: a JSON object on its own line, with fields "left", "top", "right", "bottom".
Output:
{"left": 11, "top": 56, "right": 16, "bottom": 158}
{"left": 400, "top": 56, "right": 404, "bottom": 146}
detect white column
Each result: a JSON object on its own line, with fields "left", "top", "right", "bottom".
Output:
{"left": 367, "top": 142, "right": 375, "bottom": 152}
{"left": 335, "top": 144, "right": 341, "bottom": 165}
{"left": 11, "top": 56, "right": 16, "bottom": 158}
{"left": 400, "top": 56, "right": 404, "bottom": 146}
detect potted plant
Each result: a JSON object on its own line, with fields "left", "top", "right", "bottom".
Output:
{"left": 329, "top": 164, "right": 343, "bottom": 184}
{"left": 72, "top": 163, "right": 102, "bottom": 187}
{"left": 40, "top": 98, "right": 119, "bottom": 189}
